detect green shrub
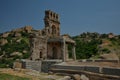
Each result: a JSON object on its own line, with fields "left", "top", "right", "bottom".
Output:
{"left": 102, "top": 48, "right": 111, "bottom": 53}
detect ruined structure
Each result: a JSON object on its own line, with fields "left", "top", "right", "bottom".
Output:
{"left": 30, "top": 10, "right": 76, "bottom": 61}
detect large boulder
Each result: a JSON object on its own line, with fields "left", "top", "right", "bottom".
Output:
{"left": 57, "top": 76, "right": 71, "bottom": 80}
{"left": 1, "top": 32, "right": 10, "bottom": 38}
{"left": 14, "top": 32, "right": 21, "bottom": 37}
{"left": 80, "top": 74, "right": 89, "bottom": 80}
{"left": 0, "top": 39, "right": 8, "bottom": 46}
{"left": 24, "top": 26, "right": 33, "bottom": 33}
{"left": 72, "top": 74, "right": 81, "bottom": 80}
{"left": 10, "top": 52, "right": 22, "bottom": 56}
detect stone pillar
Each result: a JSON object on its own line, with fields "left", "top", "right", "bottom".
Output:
{"left": 72, "top": 44, "right": 76, "bottom": 60}
{"left": 62, "top": 38, "right": 66, "bottom": 62}
{"left": 65, "top": 44, "right": 69, "bottom": 61}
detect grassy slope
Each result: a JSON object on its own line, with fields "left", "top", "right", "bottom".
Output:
{"left": 0, "top": 31, "right": 31, "bottom": 68}
{"left": 0, "top": 72, "right": 31, "bottom": 80}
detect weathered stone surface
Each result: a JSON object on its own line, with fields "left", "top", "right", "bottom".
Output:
{"left": 11, "top": 52, "right": 22, "bottom": 56}
{"left": 102, "top": 67, "right": 120, "bottom": 76}
{"left": 30, "top": 10, "right": 76, "bottom": 61}
{"left": 13, "top": 60, "right": 22, "bottom": 69}
{"left": 14, "top": 32, "right": 21, "bottom": 37}
{"left": 45, "top": 75, "right": 56, "bottom": 80}
{"left": 2, "top": 32, "right": 10, "bottom": 38}
{"left": 80, "top": 74, "right": 89, "bottom": 80}
{"left": 23, "top": 50, "right": 27, "bottom": 53}
{"left": 41, "top": 60, "right": 62, "bottom": 72}
{"left": 85, "top": 66, "right": 99, "bottom": 73}
{"left": 24, "top": 26, "right": 33, "bottom": 33}
{"left": 0, "top": 39, "right": 8, "bottom": 46}
{"left": 16, "top": 39, "right": 21, "bottom": 43}
{"left": 72, "top": 74, "right": 81, "bottom": 80}
{"left": 57, "top": 76, "right": 71, "bottom": 80}
{"left": 22, "top": 60, "right": 42, "bottom": 72}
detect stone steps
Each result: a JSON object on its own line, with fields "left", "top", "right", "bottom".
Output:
{"left": 50, "top": 64, "right": 120, "bottom": 77}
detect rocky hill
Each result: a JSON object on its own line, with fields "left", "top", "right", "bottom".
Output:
{"left": 0, "top": 27, "right": 120, "bottom": 68}
{"left": 72, "top": 32, "right": 120, "bottom": 59}
{"left": 0, "top": 26, "right": 35, "bottom": 68}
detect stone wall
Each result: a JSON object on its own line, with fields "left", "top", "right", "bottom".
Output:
{"left": 102, "top": 67, "right": 120, "bottom": 76}
{"left": 41, "top": 60, "right": 62, "bottom": 72}
{"left": 22, "top": 60, "right": 42, "bottom": 72}
{"left": 21, "top": 59, "right": 62, "bottom": 72}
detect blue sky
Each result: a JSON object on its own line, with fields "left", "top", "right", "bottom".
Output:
{"left": 0, "top": 0, "right": 120, "bottom": 36}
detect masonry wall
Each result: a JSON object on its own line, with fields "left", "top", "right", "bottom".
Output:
{"left": 22, "top": 60, "right": 42, "bottom": 72}
{"left": 41, "top": 60, "right": 62, "bottom": 72}
{"left": 22, "top": 60, "right": 62, "bottom": 72}
{"left": 47, "top": 42, "right": 62, "bottom": 59}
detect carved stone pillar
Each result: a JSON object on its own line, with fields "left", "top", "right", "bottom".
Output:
{"left": 72, "top": 44, "right": 76, "bottom": 61}
{"left": 62, "top": 38, "right": 66, "bottom": 62}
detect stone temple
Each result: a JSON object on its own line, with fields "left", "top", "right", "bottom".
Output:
{"left": 30, "top": 10, "right": 76, "bottom": 62}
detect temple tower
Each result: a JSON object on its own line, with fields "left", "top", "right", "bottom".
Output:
{"left": 44, "top": 10, "right": 60, "bottom": 37}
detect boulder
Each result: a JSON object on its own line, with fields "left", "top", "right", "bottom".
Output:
{"left": 23, "top": 50, "right": 27, "bottom": 53}
{"left": 72, "top": 74, "right": 81, "bottom": 80}
{"left": 11, "top": 52, "right": 22, "bottom": 56}
{"left": 45, "top": 75, "right": 56, "bottom": 80}
{"left": 2, "top": 32, "right": 10, "bottom": 38}
{"left": 14, "top": 32, "right": 21, "bottom": 37}
{"left": 24, "top": 26, "right": 33, "bottom": 33}
{"left": 57, "top": 76, "right": 71, "bottom": 80}
{"left": 16, "top": 39, "right": 21, "bottom": 43}
{"left": 80, "top": 74, "right": 89, "bottom": 80}
{"left": 0, "top": 39, "right": 8, "bottom": 46}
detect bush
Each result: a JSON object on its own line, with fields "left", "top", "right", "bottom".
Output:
{"left": 102, "top": 48, "right": 111, "bottom": 53}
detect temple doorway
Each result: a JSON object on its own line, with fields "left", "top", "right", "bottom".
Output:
{"left": 52, "top": 47, "right": 57, "bottom": 59}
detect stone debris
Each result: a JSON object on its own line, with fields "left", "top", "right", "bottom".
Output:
{"left": 72, "top": 74, "right": 81, "bottom": 80}
{"left": 80, "top": 74, "right": 89, "bottom": 80}
{"left": 11, "top": 52, "right": 22, "bottom": 56}
{"left": 1, "top": 32, "right": 10, "bottom": 38}
{"left": 57, "top": 76, "right": 71, "bottom": 80}
{"left": 0, "top": 39, "right": 8, "bottom": 46}
{"left": 14, "top": 32, "right": 21, "bottom": 37}
{"left": 44, "top": 75, "right": 57, "bottom": 80}
{"left": 24, "top": 26, "right": 33, "bottom": 33}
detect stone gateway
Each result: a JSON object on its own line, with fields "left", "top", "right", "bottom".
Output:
{"left": 30, "top": 10, "right": 76, "bottom": 62}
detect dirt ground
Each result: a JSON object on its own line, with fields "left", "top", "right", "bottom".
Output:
{"left": 0, "top": 68, "right": 63, "bottom": 80}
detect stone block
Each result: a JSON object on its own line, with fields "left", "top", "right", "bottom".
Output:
{"left": 85, "top": 66, "right": 100, "bottom": 73}
{"left": 102, "top": 67, "right": 120, "bottom": 76}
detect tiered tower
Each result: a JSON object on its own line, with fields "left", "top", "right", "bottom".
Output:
{"left": 44, "top": 10, "right": 60, "bottom": 37}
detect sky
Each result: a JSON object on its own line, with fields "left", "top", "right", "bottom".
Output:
{"left": 0, "top": 0, "right": 120, "bottom": 36}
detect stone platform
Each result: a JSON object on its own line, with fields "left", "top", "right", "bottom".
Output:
{"left": 50, "top": 61, "right": 120, "bottom": 80}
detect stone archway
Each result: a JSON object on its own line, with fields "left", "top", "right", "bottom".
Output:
{"left": 52, "top": 47, "right": 57, "bottom": 59}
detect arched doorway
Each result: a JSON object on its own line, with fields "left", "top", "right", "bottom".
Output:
{"left": 52, "top": 47, "right": 57, "bottom": 59}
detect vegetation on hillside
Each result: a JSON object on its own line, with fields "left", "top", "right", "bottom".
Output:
{"left": 70, "top": 32, "right": 120, "bottom": 59}
{"left": 0, "top": 30, "right": 31, "bottom": 68}
{"left": 0, "top": 26, "right": 120, "bottom": 68}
